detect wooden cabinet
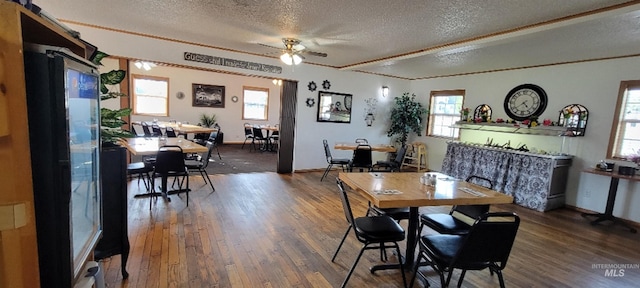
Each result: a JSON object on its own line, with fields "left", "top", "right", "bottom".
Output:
{"left": 95, "top": 146, "right": 130, "bottom": 279}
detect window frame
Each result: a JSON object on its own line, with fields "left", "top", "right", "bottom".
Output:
{"left": 607, "top": 80, "right": 640, "bottom": 159}
{"left": 131, "top": 74, "right": 170, "bottom": 117}
{"left": 242, "top": 86, "right": 270, "bottom": 121}
{"left": 427, "top": 89, "right": 465, "bottom": 139}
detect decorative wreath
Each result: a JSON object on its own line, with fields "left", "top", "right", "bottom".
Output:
{"left": 308, "top": 81, "right": 317, "bottom": 92}
{"left": 306, "top": 97, "right": 315, "bottom": 107}
{"left": 322, "top": 80, "right": 331, "bottom": 90}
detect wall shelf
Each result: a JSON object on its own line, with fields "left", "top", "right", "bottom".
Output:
{"left": 453, "top": 121, "right": 583, "bottom": 137}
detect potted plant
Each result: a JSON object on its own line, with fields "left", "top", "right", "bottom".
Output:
{"left": 92, "top": 51, "right": 133, "bottom": 146}
{"left": 199, "top": 113, "right": 217, "bottom": 128}
{"left": 387, "top": 93, "right": 428, "bottom": 146}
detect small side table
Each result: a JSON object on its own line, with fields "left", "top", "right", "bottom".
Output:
{"left": 581, "top": 168, "right": 638, "bottom": 233}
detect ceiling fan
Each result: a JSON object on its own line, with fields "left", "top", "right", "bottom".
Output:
{"left": 260, "top": 38, "right": 328, "bottom": 65}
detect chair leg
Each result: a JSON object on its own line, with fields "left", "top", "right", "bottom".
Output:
{"left": 331, "top": 225, "right": 352, "bottom": 262}
{"left": 394, "top": 243, "right": 408, "bottom": 288}
{"left": 321, "top": 164, "right": 334, "bottom": 181}
{"left": 409, "top": 252, "right": 426, "bottom": 288}
{"left": 457, "top": 270, "right": 467, "bottom": 287}
{"left": 202, "top": 169, "right": 215, "bottom": 192}
{"left": 496, "top": 270, "right": 506, "bottom": 288}
{"left": 444, "top": 268, "right": 455, "bottom": 287}
{"left": 214, "top": 145, "right": 222, "bottom": 160}
{"left": 341, "top": 244, "right": 367, "bottom": 288}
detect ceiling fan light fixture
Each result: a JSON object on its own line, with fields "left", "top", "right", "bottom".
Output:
{"left": 292, "top": 54, "right": 302, "bottom": 65}
{"left": 280, "top": 53, "right": 293, "bottom": 65}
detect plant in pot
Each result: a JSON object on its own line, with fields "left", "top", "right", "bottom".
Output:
{"left": 199, "top": 113, "right": 217, "bottom": 128}
{"left": 387, "top": 92, "right": 428, "bottom": 147}
{"left": 92, "top": 51, "right": 133, "bottom": 146}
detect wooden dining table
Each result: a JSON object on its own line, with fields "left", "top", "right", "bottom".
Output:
{"left": 120, "top": 137, "right": 208, "bottom": 200}
{"left": 159, "top": 121, "right": 215, "bottom": 135}
{"left": 338, "top": 171, "right": 514, "bottom": 271}
{"left": 119, "top": 137, "right": 208, "bottom": 156}
{"left": 334, "top": 142, "right": 396, "bottom": 152}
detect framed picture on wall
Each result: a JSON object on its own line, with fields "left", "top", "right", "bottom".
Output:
{"left": 192, "top": 83, "right": 225, "bottom": 108}
{"left": 316, "top": 91, "right": 352, "bottom": 123}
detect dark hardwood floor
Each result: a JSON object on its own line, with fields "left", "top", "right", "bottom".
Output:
{"left": 100, "top": 171, "right": 640, "bottom": 287}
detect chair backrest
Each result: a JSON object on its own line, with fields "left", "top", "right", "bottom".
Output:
{"left": 131, "top": 123, "right": 145, "bottom": 137}
{"left": 465, "top": 175, "right": 494, "bottom": 189}
{"left": 336, "top": 179, "right": 356, "bottom": 227}
{"left": 351, "top": 144, "right": 372, "bottom": 167}
{"left": 154, "top": 145, "right": 186, "bottom": 174}
{"left": 394, "top": 144, "right": 408, "bottom": 164}
{"left": 141, "top": 122, "right": 153, "bottom": 137}
{"left": 244, "top": 123, "right": 253, "bottom": 137}
{"left": 199, "top": 141, "right": 215, "bottom": 169}
{"left": 252, "top": 127, "right": 265, "bottom": 139}
{"left": 453, "top": 212, "right": 520, "bottom": 270}
{"left": 165, "top": 126, "right": 177, "bottom": 137}
{"left": 208, "top": 130, "right": 219, "bottom": 142}
{"left": 323, "top": 139, "right": 333, "bottom": 163}
{"left": 355, "top": 138, "right": 368, "bottom": 144}
{"left": 451, "top": 175, "right": 494, "bottom": 224}
{"left": 151, "top": 124, "right": 163, "bottom": 137}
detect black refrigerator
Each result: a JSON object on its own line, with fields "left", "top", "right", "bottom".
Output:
{"left": 23, "top": 44, "right": 102, "bottom": 288}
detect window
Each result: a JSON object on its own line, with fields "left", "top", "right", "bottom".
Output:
{"left": 608, "top": 80, "right": 640, "bottom": 159}
{"left": 427, "top": 90, "right": 465, "bottom": 138}
{"left": 243, "top": 86, "right": 269, "bottom": 120}
{"left": 132, "top": 74, "right": 169, "bottom": 116}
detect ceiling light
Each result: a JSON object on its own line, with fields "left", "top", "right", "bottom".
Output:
{"left": 133, "top": 60, "right": 156, "bottom": 71}
{"left": 280, "top": 52, "right": 302, "bottom": 65}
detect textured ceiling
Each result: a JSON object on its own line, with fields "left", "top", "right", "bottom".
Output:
{"left": 36, "top": 0, "right": 640, "bottom": 79}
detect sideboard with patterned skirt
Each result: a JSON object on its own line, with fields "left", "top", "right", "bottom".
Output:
{"left": 441, "top": 142, "right": 572, "bottom": 211}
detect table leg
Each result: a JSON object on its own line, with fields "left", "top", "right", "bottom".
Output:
{"left": 581, "top": 177, "right": 637, "bottom": 233}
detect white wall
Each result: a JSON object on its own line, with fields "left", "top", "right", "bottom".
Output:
{"left": 73, "top": 24, "right": 411, "bottom": 172}
{"left": 410, "top": 56, "right": 640, "bottom": 222}
{"left": 78, "top": 23, "right": 640, "bottom": 222}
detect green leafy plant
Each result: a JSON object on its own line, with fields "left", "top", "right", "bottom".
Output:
{"left": 92, "top": 51, "right": 133, "bottom": 145}
{"left": 199, "top": 113, "right": 217, "bottom": 128}
{"left": 387, "top": 93, "right": 428, "bottom": 146}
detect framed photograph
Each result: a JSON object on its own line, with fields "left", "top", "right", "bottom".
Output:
{"left": 192, "top": 84, "right": 225, "bottom": 108}
{"left": 317, "top": 91, "right": 352, "bottom": 123}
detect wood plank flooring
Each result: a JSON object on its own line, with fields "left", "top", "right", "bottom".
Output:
{"left": 100, "top": 171, "right": 640, "bottom": 287}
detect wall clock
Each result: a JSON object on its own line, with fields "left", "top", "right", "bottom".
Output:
{"left": 503, "top": 84, "right": 548, "bottom": 121}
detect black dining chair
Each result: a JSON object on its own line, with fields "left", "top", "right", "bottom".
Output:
{"left": 151, "top": 145, "right": 190, "bottom": 209}
{"left": 410, "top": 212, "right": 520, "bottom": 288}
{"left": 251, "top": 126, "right": 268, "bottom": 152}
{"left": 372, "top": 144, "right": 408, "bottom": 172}
{"left": 418, "top": 175, "right": 493, "bottom": 236}
{"left": 242, "top": 123, "right": 254, "bottom": 149}
{"left": 349, "top": 144, "right": 372, "bottom": 172}
{"left": 332, "top": 179, "right": 407, "bottom": 288}
{"left": 185, "top": 141, "right": 216, "bottom": 192}
{"left": 321, "top": 139, "right": 350, "bottom": 181}
{"left": 141, "top": 122, "right": 153, "bottom": 137}
{"left": 165, "top": 126, "right": 177, "bottom": 137}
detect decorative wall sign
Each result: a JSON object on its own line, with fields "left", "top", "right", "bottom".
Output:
{"left": 306, "top": 97, "right": 315, "bottom": 107}
{"left": 317, "top": 91, "right": 352, "bottom": 123}
{"left": 184, "top": 52, "right": 282, "bottom": 74}
{"left": 192, "top": 84, "right": 225, "bottom": 108}
{"left": 322, "top": 80, "right": 331, "bottom": 90}
{"left": 308, "top": 81, "right": 317, "bottom": 91}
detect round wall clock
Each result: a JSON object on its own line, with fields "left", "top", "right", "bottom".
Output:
{"left": 231, "top": 96, "right": 238, "bottom": 103}
{"left": 503, "top": 84, "right": 548, "bottom": 121}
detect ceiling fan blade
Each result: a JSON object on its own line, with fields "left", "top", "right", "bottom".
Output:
{"left": 302, "top": 50, "right": 328, "bottom": 57}
{"left": 257, "top": 43, "right": 284, "bottom": 50}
